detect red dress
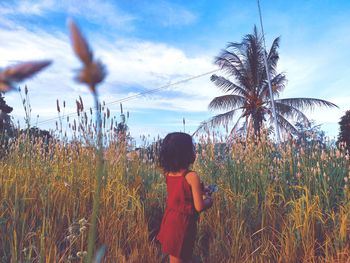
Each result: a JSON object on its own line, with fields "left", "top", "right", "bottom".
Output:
{"left": 156, "top": 171, "right": 199, "bottom": 260}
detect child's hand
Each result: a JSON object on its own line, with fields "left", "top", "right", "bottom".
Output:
{"left": 204, "top": 195, "right": 213, "bottom": 210}
{"left": 203, "top": 186, "right": 212, "bottom": 197}
{"left": 201, "top": 182, "right": 210, "bottom": 195}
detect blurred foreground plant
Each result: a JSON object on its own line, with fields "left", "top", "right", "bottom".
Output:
{"left": 68, "top": 19, "right": 106, "bottom": 263}
{"left": 0, "top": 60, "right": 51, "bottom": 92}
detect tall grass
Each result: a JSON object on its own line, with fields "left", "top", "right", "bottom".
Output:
{"left": 1, "top": 120, "right": 350, "bottom": 262}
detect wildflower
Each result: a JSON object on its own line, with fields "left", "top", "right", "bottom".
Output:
{"left": 77, "top": 251, "right": 88, "bottom": 258}
{"left": 79, "top": 218, "right": 88, "bottom": 226}
{"left": 344, "top": 177, "right": 348, "bottom": 183}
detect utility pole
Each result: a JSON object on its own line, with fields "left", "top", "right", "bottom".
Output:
{"left": 257, "top": 0, "right": 281, "bottom": 143}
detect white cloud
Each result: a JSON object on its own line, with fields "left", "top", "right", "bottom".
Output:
{"left": 95, "top": 38, "right": 219, "bottom": 97}
{"left": 0, "top": 0, "right": 136, "bottom": 29}
{"left": 143, "top": 1, "right": 197, "bottom": 27}
{"left": 0, "top": 18, "right": 221, "bottom": 132}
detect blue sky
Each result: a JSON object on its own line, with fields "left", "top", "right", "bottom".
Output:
{"left": 0, "top": 0, "right": 350, "bottom": 141}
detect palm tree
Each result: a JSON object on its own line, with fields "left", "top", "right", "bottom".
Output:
{"left": 196, "top": 26, "right": 337, "bottom": 137}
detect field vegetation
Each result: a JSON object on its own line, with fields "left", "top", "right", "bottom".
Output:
{"left": 1, "top": 120, "right": 350, "bottom": 262}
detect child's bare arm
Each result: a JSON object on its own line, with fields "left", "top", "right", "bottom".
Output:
{"left": 186, "top": 171, "right": 213, "bottom": 212}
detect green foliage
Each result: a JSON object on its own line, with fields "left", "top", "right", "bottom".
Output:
{"left": 294, "top": 120, "right": 326, "bottom": 145}
{"left": 0, "top": 93, "right": 14, "bottom": 159}
{"left": 0, "top": 93, "right": 14, "bottom": 135}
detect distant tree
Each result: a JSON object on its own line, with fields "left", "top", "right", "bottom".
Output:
{"left": 295, "top": 120, "right": 325, "bottom": 145}
{"left": 338, "top": 110, "right": 350, "bottom": 151}
{"left": 0, "top": 93, "right": 14, "bottom": 158}
{"left": 196, "top": 26, "right": 338, "bottom": 137}
{"left": 0, "top": 93, "right": 14, "bottom": 136}
{"left": 20, "top": 127, "right": 53, "bottom": 143}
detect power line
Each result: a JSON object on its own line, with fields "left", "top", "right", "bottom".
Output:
{"left": 36, "top": 69, "right": 219, "bottom": 126}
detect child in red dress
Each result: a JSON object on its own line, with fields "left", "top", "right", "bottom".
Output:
{"left": 156, "top": 132, "right": 213, "bottom": 263}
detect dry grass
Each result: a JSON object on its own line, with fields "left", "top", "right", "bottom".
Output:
{"left": 1, "top": 125, "right": 350, "bottom": 263}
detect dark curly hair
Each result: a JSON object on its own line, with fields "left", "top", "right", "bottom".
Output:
{"left": 159, "top": 132, "right": 196, "bottom": 173}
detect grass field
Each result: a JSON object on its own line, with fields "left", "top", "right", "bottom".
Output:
{"left": 1, "top": 125, "right": 350, "bottom": 262}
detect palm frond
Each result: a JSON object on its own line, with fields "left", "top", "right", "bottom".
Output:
{"left": 259, "top": 73, "right": 287, "bottom": 98}
{"left": 236, "top": 119, "right": 249, "bottom": 137}
{"left": 274, "top": 113, "right": 299, "bottom": 135}
{"left": 247, "top": 36, "right": 263, "bottom": 83}
{"left": 274, "top": 102, "right": 310, "bottom": 125}
{"left": 229, "top": 114, "right": 244, "bottom": 137}
{"left": 216, "top": 50, "right": 245, "bottom": 68}
{"left": 193, "top": 109, "right": 241, "bottom": 135}
{"left": 276, "top": 98, "right": 338, "bottom": 110}
{"left": 210, "top": 74, "right": 248, "bottom": 96}
{"left": 271, "top": 73, "right": 287, "bottom": 94}
{"left": 226, "top": 41, "right": 244, "bottom": 53}
{"left": 214, "top": 51, "right": 249, "bottom": 88}
{"left": 209, "top": 95, "right": 245, "bottom": 111}
{"left": 267, "top": 36, "right": 280, "bottom": 74}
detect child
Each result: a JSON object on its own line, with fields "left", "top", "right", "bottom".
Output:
{"left": 156, "top": 132, "right": 213, "bottom": 263}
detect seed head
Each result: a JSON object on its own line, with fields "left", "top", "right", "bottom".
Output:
{"left": 77, "top": 251, "right": 87, "bottom": 258}
{"left": 0, "top": 60, "right": 51, "bottom": 92}
{"left": 56, "top": 99, "right": 60, "bottom": 113}
{"left": 68, "top": 20, "right": 93, "bottom": 65}
{"left": 68, "top": 19, "right": 106, "bottom": 93}
{"left": 75, "top": 61, "right": 106, "bottom": 91}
